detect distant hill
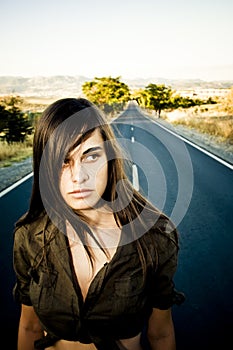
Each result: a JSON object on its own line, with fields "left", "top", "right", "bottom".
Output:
{"left": 0, "top": 75, "right": 90, "bottom": 97}
{"left": 0, "top": 75, "right": 232, "bottom": 97}
{"left": 123, "top": 77, "right": 233, "bottom": 90}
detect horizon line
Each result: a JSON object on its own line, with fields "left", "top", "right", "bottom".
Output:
{"left": 0, "top": 74, "right": 233, "bottom": 83}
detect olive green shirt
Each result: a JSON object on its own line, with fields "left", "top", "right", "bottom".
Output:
{"left": 13, "top": 213, "right": 184, "bottom": 348}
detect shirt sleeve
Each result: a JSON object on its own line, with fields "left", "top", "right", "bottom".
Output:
{"left": 13, "top": 225, "right": 33, "bottom": 306}
{"left": 150, "top": 219, "right": 185, "bottom": 309}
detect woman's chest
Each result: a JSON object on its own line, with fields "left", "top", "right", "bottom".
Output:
{"left": 29, "top": 243, "right": 150, "bottom": 341}
{"left": 69, "top": 243, "right": 118, "bottom": 301}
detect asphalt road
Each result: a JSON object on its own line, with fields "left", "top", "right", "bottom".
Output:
{"left": 0, "top": 176, "right": 33, "bottom": 348}
{"left": 1, "top": 103, "right": 233, "bottom": 349}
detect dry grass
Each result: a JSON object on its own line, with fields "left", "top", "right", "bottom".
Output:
{"left": 172, "top": 116, "right": 233, "bottom": 142}
{"left": 163, "top": 105, "right": 233, "bottom": 144}
{"left": 0, "top": 136, "right": 33, "bottom": 167}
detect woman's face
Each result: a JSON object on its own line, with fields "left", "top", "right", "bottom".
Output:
{"left": 59, "top": 129, "right": 108, "bottom": 212}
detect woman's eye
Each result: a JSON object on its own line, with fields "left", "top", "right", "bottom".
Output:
{"left": 62, "top": 157, "right": 70, "bottom": 166}
{"left": 84, "top": 153, "right": 100, "bottom": 162}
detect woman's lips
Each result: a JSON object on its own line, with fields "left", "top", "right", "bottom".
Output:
{"left": 69, "top": 189, "right": 93, "bottom": 199}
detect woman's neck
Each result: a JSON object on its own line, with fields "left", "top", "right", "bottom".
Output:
{"left": 78, "top": 205, "right": 117, "bottom": 229}
{"left": 70, "top": 206, "right": 121, "bottom": 249}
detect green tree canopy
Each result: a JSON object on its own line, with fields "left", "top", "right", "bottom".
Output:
{"left": 82, "top": 76, "right": 130, "bottom": 114}
{"left": 131, "top": 89, "right": 149, "bottom": 108}
{"left": 145, "top": 84, "right": 173, "bottom": 117}
{"left": 0, "top": 96, "right": 33, "bottom": 143}
{"left": 134, "top": 84, "right": 211, "bottom": 116}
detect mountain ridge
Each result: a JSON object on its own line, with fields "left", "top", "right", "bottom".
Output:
{"left": 0, "top": 75, "right": 232, "bottom": 97}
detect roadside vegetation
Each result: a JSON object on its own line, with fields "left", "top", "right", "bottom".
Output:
{"left": 0, "top": 78, "right": 232, "bottom": 167}
{"left": 0, "top": 96, "right": 39, "bottom": 167}
{"left": 0, "top": 137, "right": 33, "bottom": 167}
{"left": 163, "top": 106, "right": 233, "bottom": 142}
{"left": 161, "top": 87, "right": 233, "bottom": 144}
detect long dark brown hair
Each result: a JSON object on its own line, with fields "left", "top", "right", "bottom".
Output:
{"left": 16, "top": 98, "right": 166, "bottom": 267}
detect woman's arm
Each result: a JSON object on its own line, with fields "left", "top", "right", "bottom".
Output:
{"left": 147, "top": 308, "right": 176, "bottom": 350}
{"left": 17, "top": 304, "right": 44, "bottom": 350}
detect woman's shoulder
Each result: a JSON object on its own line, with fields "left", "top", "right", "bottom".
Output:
{"left": 145, "top": 211, "right": 179, "bottom": 248}
{"left": 14, "top": 211, "right": 50, "bottom": 239}
{"left": 140, "top": 213, "right": 179, "bottom": 270}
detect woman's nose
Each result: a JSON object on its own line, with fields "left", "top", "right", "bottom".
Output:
{"left": 71, "top": 164, "right": 89, "bottom": 183}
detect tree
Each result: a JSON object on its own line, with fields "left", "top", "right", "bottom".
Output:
{"left": 131, "top": 89, "right": 150, "bottom": 108}
{"left": 0, "top": 105, "right": 10, "bottom": 133}
{"left": 145, "top": 84, "right": 173, "bottom": 117}
{"left": 82, "top": 76, "right": 130, "bottom": 115}
{"left": 0, "top": 96, "right": 33, "bottom": 143}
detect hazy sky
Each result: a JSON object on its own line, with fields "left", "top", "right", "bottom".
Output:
{"left": 1, "top": 0, "right": 233, "bottom": 80}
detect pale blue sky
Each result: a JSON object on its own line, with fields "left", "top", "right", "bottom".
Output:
{"left": 1, "top": 0, "right": 233, "bottom": 80}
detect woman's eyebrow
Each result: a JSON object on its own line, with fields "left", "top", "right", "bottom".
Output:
{"left": 82, "top": 146, "right": 103, "bottom": 155}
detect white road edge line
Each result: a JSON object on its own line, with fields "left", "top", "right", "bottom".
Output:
{"left": 153, "top": 120, "right": 233, "bottom": 171}
{"left": 132, "top": 164, "right": 139, "bottom": 191}
{"left": 0, "top": 172, "right": 33, "bottom": 198}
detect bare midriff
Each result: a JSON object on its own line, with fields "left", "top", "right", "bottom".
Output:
{"left": 45, "top": 332, "right": 143, "bottom": 349}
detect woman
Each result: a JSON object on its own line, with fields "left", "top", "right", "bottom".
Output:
{"left": 13, "top": 98, "right": 184, "bottom": 350}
